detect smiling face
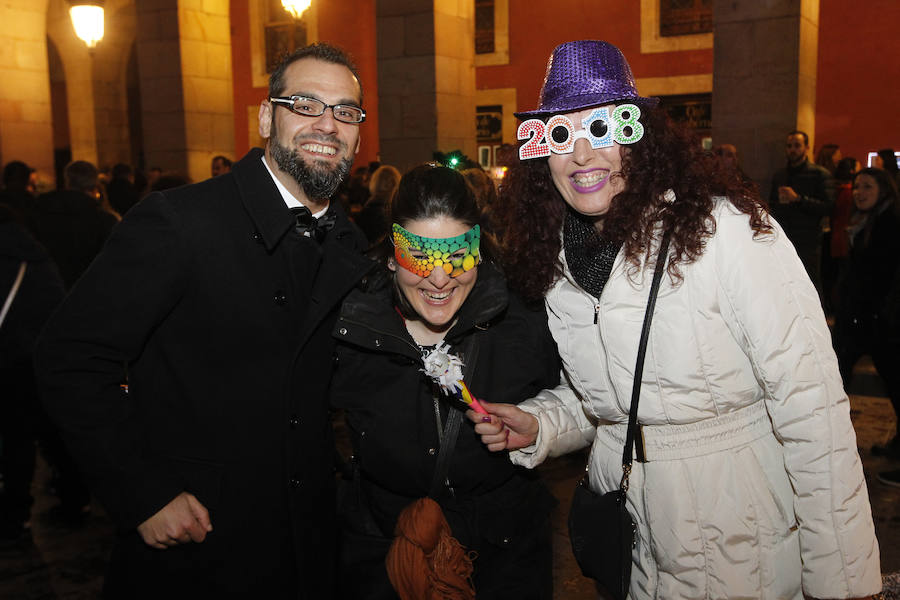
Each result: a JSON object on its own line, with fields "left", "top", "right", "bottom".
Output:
{"left": 853, "top": 173, "right": 881, "bottom": 212}
{"left": 390, "top": 217, "right": 478, "bottom": 341}
{"left": 547, "top": 106, "right": 625, "bottom": 227}
{"left": 259, "top": 57, "right": 362, "bottom": 208}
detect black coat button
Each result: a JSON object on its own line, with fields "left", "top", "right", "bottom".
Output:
{"left": 289, "top": 415, "right": 299, "bottom": 429}
{"left": 252, "top": 231, "right": 263, "bottom": 244}
{"left": 290, "top": 478, "right": 301, "bottom": 488}
{"left": 274, "top": 290, "right": 287, "bottom": 306}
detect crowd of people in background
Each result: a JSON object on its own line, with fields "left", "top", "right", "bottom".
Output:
{"left": 713, "top": 136, "right": 900, "bottom": 488}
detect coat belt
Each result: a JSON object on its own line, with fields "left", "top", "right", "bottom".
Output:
{"left": 596, "top": 401, "right": 772, "bottom": 462}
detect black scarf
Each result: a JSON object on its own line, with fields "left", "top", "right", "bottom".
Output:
{"left": 563, "top": 209, "right": 621, "bottom": 298}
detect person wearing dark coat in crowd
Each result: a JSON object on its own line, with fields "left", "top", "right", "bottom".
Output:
{"left": 769, "top": 130, "right": 835, "bottom": 295}
{"left": 0, "top": 205, "right": 66, "bottom": 545}
{"left": 107, "top": 163, "right": 140, "bottom": 217}
{"left": 0, "top": 160, "right": 36, "bottom": 223}
{"left": 29, "top": 160, "right": 118, "bottom": 524}
{"left": 34, "top": 43, "right": 373, "bottom": 599}
{"left": 833, "top": 168, "right": 900, "bottom": 472}
{"left": 30, "top": 160, "right": 119, "bottom": 290}
{"left": 354, "top": 164, "right": 399, "bottom": 245}
{"left": 875, "top": 147, "right": 900, "bottom": 191}
{"left": 331, "top": 165, "right": 559, "bottom": 600}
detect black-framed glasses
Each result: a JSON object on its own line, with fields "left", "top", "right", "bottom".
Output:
{"left": 268, "top": 95, "right": 366, "bottom": 124}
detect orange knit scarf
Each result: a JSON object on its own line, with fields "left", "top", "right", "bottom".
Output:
{"left": 385, "top": 497, "right": 475, "bottom": 600}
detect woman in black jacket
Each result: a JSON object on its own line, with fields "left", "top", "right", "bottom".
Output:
{"left": 330, "top": 164, "right": 560, "bottom": 599}
{"left": 833, "top": 167, "right": 900, "bottom": 464}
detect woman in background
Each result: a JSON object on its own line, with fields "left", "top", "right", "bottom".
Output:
{"left": 833, "top": 168, "right": 900, "bottom": 468}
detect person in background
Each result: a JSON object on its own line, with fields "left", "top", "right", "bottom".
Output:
{"left": 769, "top": 130, "right": 835, "bottom": 297}
{"left": 815, "top": 143, "right": 842, "bottom": 175}
{"left": 713, "top": 143, "right": 753, "bottom": 186}
{"left": 461, "top": 166, "right": 498, "bottom": 233}
{"left": 35, "top": 42, "right": 373, "bottom": 599}
{"left": 470, "top": 39, "right": 881, "bottom": 599}
{"left": 28, "top": 160, "right": 119, "bottom": 527}
{"left": 824, "top": 156, "right": 860, "bottom": 312}
{"left": 210, "top": 155, "right": 232, "bottom": 177}
{"left": 331, "top": 164, "right": 559, "bottom": 600}
{"left": 832, "top": 168, "right": 900, "bottom": 470}
{"left": 354, "top": 164, "right": 400, "bottom": 245}
{"left": 107, "top": 163, "right": 140, "bottom": 216}
{"left": 31, "top": 160, "right": 119, "bottom": 290}
{"left": 0, "top": 204, "right": 66, "bottom": 546}
{"left": 874, "top": 148, "right": 900, "bottom": 190}
{"left": 0, "top": 161, "right": 37, "bottom": 223}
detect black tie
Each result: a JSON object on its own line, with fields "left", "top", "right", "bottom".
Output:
{"left": 290, "top": 206, "right": 336, "bottom": 243}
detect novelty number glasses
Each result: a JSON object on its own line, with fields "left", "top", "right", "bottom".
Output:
{"left": 517, "top": 104, "right": 644, "bottom": 161}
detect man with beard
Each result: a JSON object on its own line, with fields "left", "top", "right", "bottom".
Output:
{"left": 769, "top": 130, "right": 835, "bottom": 296}
{"left": 35, "top": 43, "right": 374, "bottom": 599}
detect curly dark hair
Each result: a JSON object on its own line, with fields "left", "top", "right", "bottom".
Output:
{"left": 495, "top": 106, "right": 770, "bottom": 302}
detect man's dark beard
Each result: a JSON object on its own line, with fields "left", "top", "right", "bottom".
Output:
{"left": 269, "top": 119, "right": 352, "bottom": 200}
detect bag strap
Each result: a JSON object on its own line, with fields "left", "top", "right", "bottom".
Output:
{"left": 619, "top": 229, "right": 672, "bottom": 492}
{"left": 0, "top": 261, "right": 27, "bottom": 330}
{"left": 428, "top": 328, "right": 484, "bottom": 499}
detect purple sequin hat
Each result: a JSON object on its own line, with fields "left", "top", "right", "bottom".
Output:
{"left": 515, "top": 40, "right": 659, "bottom": 119}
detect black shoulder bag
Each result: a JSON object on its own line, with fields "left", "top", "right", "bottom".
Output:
{"left": 567, "top": 229, "right": 671, "bottom": 600}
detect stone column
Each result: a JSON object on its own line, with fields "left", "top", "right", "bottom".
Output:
{"left": 136, "top": 0, "right": 233, "bottom": 183}
{"left": 376, "top": 0, "right": 476, "bottom": 173}
{"left": 0, "top": 0, "right": 54, "bottom": 180}
{"left": 711, "top": 0, "right": 819, "bottom": 191}
{"left": 46, "top": 0, "right": 137, "bottom": 170}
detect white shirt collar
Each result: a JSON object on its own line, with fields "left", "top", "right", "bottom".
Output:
{"left": 260, "top": 155, "right": 329, "bottom": 218}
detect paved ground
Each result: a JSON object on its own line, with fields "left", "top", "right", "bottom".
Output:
{"left": 2, "top": 358, "right": 898, "bottom": 599}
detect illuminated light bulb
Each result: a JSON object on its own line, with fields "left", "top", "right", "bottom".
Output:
{"left": 70, "top": 3, "right": 104, "bottom": 49}
{"left": 281, "top": 0, "right": 311, "bottom": 19}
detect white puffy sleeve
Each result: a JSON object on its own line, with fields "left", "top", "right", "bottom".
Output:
{"left": 712, "top": 203, "right": 881, "bottom": 598}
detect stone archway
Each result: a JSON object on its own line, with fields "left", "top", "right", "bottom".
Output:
{"left": 46, "top": 0, "right": 137, "bottom": 171}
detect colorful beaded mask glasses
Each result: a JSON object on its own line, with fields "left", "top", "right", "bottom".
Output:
{"left": 392, "top": 223, "right": 482, "bottom": 278}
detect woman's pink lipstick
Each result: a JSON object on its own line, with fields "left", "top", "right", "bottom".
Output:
{"left": 570, "top": 169, "right": 609, "bottom": 193}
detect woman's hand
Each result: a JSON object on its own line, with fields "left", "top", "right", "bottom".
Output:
{"left": 466, "top": 400, "right": 540, "bottom": 451}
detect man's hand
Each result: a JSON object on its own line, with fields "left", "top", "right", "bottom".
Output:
{"left": 137, "top": 492, "right": 213, "bottom": 549}
{"left": 466, "top": 400, "right": 540, "bottom": 452}
{"left": 777, "top": 186, "right": 799, "bottom": 204}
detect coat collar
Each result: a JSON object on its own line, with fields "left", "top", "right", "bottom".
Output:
{"left": 231, "top": 148, "right": 295, "bottom": 252}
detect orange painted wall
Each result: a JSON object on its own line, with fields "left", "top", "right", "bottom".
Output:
{"left": 815, "top": 0, "right": 900, "bottom": 165}
{"left": 229, "top": 0, "right": 379, "bottom": 167}
{"left": 476, "top": 2, "right": 712, "bottom": 110}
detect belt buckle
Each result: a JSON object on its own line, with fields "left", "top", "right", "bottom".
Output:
{"left": 635, "top": 424, "right": 647, "bottom": 463}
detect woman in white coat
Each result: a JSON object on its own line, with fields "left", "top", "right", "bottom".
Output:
{"left": 469, "top": 40, "right": 882, "bottom": 600}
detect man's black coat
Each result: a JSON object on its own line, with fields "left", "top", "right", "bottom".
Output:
{"left": 35, "top": 148, "right": 374, "bottom": 598}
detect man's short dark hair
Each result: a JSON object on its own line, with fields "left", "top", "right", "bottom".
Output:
{"left": 3, "top": 160, "right": 33, "bottom": 189}
{"left": 111, "top": 163, "right": 133, "bottom": 180}
{"left": 788, "top": 130, "right": 809, "bottom": 147}
{"left": 212, "top": 155, "right": 232, "bottom": 168}
{"left": 268, "top": 43, "right": 362, "bottom": 104}
{"left": 64, "top": 160, "right": 99, "bottom": 193}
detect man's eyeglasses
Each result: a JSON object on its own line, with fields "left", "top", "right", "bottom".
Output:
{"left": 268, "top": 95, "right": 366, "bottom": 124}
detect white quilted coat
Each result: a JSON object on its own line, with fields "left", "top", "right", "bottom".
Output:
{"left": 510, "top": 200, "right": 881, "bottom": 599}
